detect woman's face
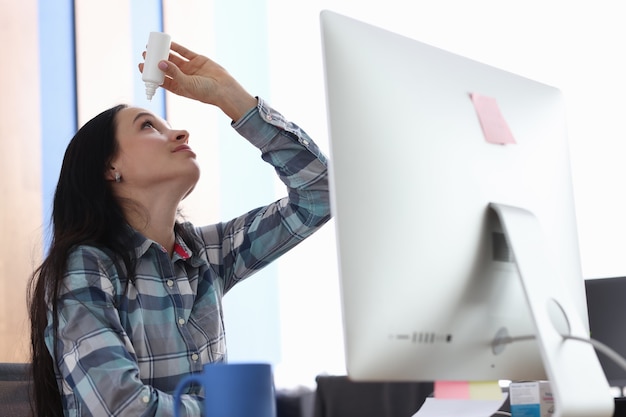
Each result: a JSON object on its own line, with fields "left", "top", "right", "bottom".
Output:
{"left": 110, "top": 107, "right": 200, "bottom": 196}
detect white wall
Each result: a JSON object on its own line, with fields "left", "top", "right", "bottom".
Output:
{"left": 264, "top": 0, "right": 626, "bottom": 387}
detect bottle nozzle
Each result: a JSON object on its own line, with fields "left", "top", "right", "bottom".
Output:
{"left": 145, "top": 82, "right": 158, "bottom": 101}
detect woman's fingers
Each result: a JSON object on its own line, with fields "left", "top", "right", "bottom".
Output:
{"left": 167, "top": 52, "right": 187, "bottom": 69}
{"left": 170, "top": 41, "right": 198, "bottom": 60}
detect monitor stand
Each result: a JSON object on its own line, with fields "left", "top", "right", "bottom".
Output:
{"left": 490, "top": 202, "right": 614, "bottom": 417}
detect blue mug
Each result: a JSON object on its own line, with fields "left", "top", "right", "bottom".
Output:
{"left": 173, "top": 362, "right": 276, "bottom": 417}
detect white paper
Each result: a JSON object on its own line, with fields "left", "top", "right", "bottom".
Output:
{"left": 411, "top": 393, "right": 508, "bottom": 417}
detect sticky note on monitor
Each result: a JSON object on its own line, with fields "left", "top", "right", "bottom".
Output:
{"left": 470, "top": 93, "right": 516, "bottom": 145}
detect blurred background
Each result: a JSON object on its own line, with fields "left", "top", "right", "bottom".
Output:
{"left": 2, "top": 0, "right": 625, "bottom": 389}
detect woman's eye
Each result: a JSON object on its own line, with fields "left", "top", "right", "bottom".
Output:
{"left": 141, "top": 120, "right": 155, "bottom": 129}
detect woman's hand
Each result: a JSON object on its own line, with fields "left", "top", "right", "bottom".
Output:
{"left": 139, "top": 41, "right": 257, "bottom": 121}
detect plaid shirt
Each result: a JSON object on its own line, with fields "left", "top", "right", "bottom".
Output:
{"left": 46, "top": 99, "right": 331, "bottom": 416}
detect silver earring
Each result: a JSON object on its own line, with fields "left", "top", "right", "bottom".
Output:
{"left": 114, "top": 172, "right": 121, "bottom": 183}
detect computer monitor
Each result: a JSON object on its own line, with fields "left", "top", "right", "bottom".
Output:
{"left": 586, "top": 276, "right": 626, "bottom": 393}
{"left": 320, "top": 10, "right": 614, "bottom": 416}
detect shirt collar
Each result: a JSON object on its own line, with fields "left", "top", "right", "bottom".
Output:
{"left": 128, "top": 226, "right": 194, "bottom": 262}
{"left": 172, "top": 236, "right": 192, "bottom": 261}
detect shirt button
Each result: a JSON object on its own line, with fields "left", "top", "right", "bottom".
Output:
{"left": 266, "top": 114, "right": 272, "bottom": 121}
{"left": 178, "top": 318, "right": 185, "bottom": 325}
{"left": 166, "top": 279, "right": 174, "bottom": 287}
{"left": 191, "top": 353, "right": 199, "bottom": 361}
{"left": 142, "top": 395, "right": 150, "bottom": 403}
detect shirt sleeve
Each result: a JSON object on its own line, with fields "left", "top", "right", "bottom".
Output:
{"left": 195, "top": 98, "right": 331, "bottom": 292}
{"left": 47, "top": 246, "right": 203, "bottom": 417}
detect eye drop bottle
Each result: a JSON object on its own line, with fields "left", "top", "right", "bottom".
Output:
{"left": 142, "top": 32, "right": 172, "bottom": 101}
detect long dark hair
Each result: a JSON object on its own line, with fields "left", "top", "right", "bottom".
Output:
{"left": 28, "top": 104, "right": 130, "bottom": 417}
{"left": 29, "top": 104, "right": 202, "bottom": 416}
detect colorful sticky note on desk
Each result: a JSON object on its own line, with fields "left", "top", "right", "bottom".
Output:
{"left": 434, "top": 381, "right": 470, "bottom": 399}
{"left": 469, "top": 381, "right": 503, "bottom": 400}
{"left": 434, "top": 381, "right": 501, "bottom": 400}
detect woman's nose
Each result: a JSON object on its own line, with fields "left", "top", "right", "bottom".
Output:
{"left": 171, "top": 129, "right": 189, "bottom": 142}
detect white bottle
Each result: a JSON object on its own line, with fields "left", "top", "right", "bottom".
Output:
{"left": 142, "top": 32, "right": 172, "bottom": 100}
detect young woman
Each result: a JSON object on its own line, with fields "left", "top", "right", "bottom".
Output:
{"left": 28, "top": 41, "right": 330, "bottom": 416}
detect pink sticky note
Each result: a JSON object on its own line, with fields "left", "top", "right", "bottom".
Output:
{"left": 434, "top": 381, "right": 470, "bottom": 399}
{"left": 470, "top": 93, "right": 516, "bottom": 145}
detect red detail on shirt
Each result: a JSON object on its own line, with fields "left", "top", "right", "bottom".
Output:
{"left": 174, "top": 243, "right": 191, "bottom": 259}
